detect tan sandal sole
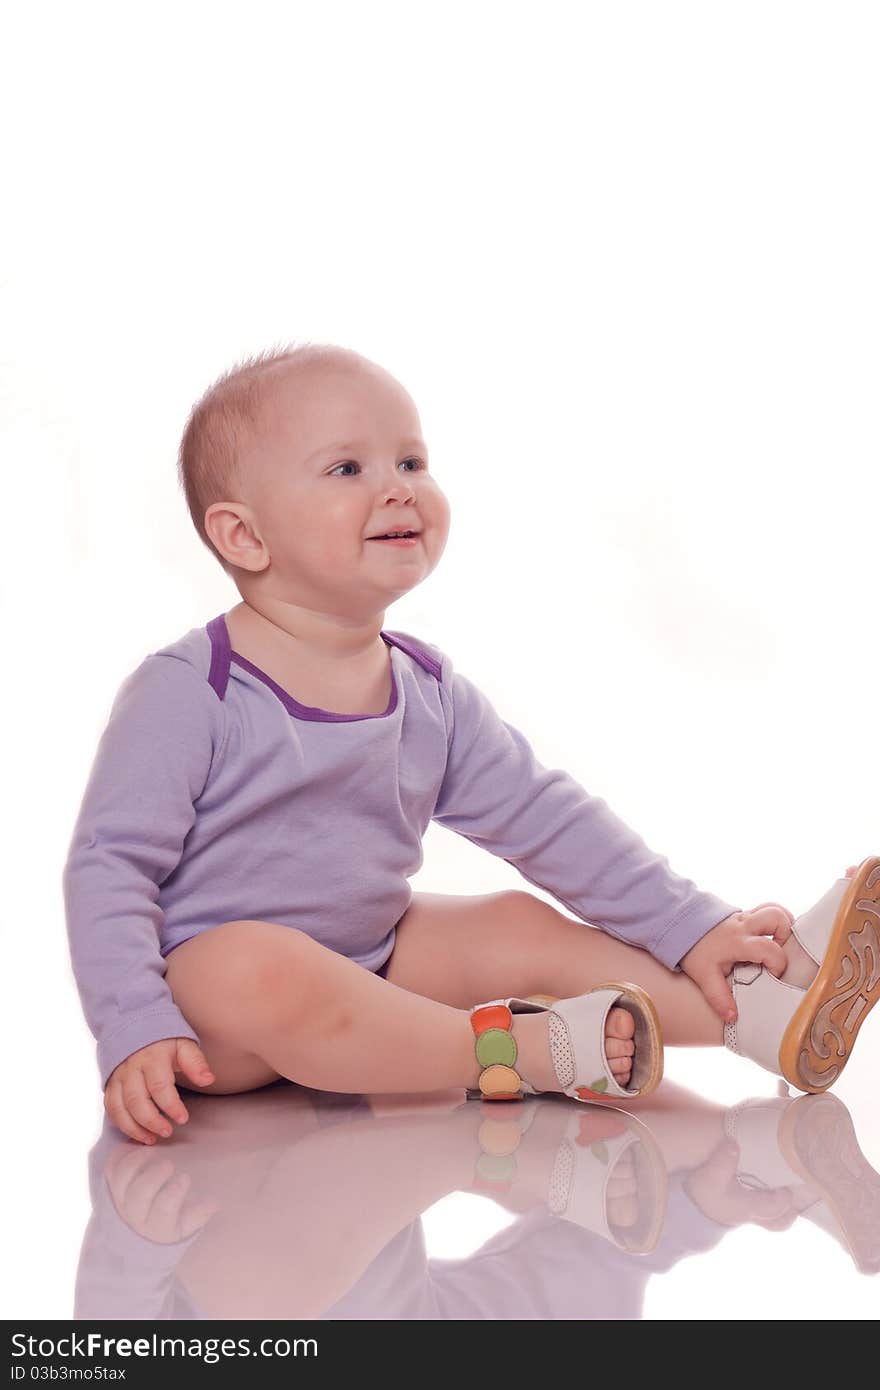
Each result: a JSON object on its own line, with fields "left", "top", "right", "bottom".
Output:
{"left": 778, "top": 857, "right": 880, "bottom": 1093}
{"left": 524, "top": 981, "right": 664, "bottom": 1099}
{"left": 778, "top": 1092, "right": 880, "bottom": 1274}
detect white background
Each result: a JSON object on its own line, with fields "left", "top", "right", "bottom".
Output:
{"left": 3, "top": 1, "right": 878, "bottom": 1318}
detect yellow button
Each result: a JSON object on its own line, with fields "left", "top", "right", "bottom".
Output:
{"left": 478, "top": 1063, "right": 522, "bottom": 1097}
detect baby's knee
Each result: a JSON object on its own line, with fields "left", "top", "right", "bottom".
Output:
{"left": 176, "top": 919, "right": 319, "bottom": 1031}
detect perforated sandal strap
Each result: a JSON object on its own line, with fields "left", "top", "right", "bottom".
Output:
{"left": 549, "top": 989, "right": 633, "bottom": 1099}
{"left": 723, "top": 964, "right": 804, "bottom": 1077}
{"left": 470, "top": 989, "right": 656, "bottom": 1102}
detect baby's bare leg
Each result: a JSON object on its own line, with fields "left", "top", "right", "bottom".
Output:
{"left": 385, "top": 890, "right": 725, "bottom": 1047}
{"left": 166, "top": 919, "right": 561, "bottom": 1096}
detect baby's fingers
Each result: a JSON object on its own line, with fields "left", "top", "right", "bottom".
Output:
{"left": 689, "top": 960, "right": 738, "bottom": 1021}
{"left": 747, "top": 904, "right": 794, "bottom": 940}
{"left": 120, "top": 1073, "right": 177, "bottom": 1142}
{"left": 105, "top": 1077, "right": 164, "bottom": 1147}
{"left": 175, "top": 1038, "right": 215, "bottom": 1091}
{"left": 740, "top": 905, "right": 793, "bottom": 977}
{"left": 744, "top": 932, "right": 788, "bottom": 978}
{"left": 143, "top": 1064, "right": 189, "bottom": 1128}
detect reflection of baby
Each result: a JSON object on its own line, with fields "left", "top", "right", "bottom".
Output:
{"left": 62, "top": 342, "right": 879, "bottom": 1145}
{"left": 75, "top": 1082, "right": 878, "bottom": 1321}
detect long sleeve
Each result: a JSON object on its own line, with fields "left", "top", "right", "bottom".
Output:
{"left": 62, "top": 654, "right": 225, "bottom": 1088}
{"left": 432, "top": 659, "right": 740, "bottom": 970}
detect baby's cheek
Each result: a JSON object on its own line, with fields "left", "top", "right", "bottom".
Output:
{"left": 425, "top": 492, "right": 452, "bottom": 548}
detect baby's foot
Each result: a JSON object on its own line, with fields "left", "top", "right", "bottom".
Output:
{"left": 513, "top": 1006, "right": 636, "bottom": 1093}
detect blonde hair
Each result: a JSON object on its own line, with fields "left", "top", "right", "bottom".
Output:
{"left": 176, "top": 340, "right": 368, "bottom": 573}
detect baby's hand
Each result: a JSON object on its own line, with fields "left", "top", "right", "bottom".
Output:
{"left": 684, "top": 1137, "right": 796, "bottom": 1229}
{"left": 680, "top": 902, "right": 795, "bottom": 1023}
{"left": 104, "top": 1038, "right": 215, "bottom": 1145}
{"left": 104, "top": 1145, "right": 220, "bottom": 1243}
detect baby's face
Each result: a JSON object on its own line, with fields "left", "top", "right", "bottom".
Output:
{"left": 211, "top": 362, "right": 451, "bottom": 615}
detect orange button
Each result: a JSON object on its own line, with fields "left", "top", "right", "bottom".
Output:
{"left": 470, "top": 1004, "right": 513, "bottom": 1036}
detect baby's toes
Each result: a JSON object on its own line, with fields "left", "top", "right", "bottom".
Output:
{"left": 606, "top": 1006, "right": 635, "bottom": 1041}
{"left": 605, "top": 1015, "right": 635, "bottom": 1085}
{"left": 605, "top": 1036, "right": 635, "bottom": 1082}
{"left": 607, "top": 1153, "right": 638, "bottom": 1225}
{"left": 607, "top": 1192, "right": 639, "bottom": 1229}
{"left": 609, "top": 1055, "right": 633, "bottom": 1083}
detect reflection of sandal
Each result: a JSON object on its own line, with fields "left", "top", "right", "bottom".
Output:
{"left": 723, "top": 1096, "right": 804, "bottom": 1189}
{"left": 471, "top": 1103, "right": 541, "bottom": 1195}
{"left": 724, "top": 856, "right": 880, "bottom": 1092}
{"left": 547, "top": 1106, "right": 667, "bottom": 1253}
{"left": 472, "top": 1102, "right": 667, "bottom": 1253}
{"left": 778, "top": 1092, "right": 880, "bottom": 1275}
{"left": 720, "top": 1096, "right": 806, "bottom": 1229}
{"left": 468, "top": 982, "right": 664, "bottom": 1103}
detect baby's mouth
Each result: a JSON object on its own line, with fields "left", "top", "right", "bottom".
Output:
{"left": 367, "top": 530, "right": 420, "bottom": 541}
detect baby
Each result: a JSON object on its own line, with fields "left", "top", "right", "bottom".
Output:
{"left": 62, "top": 343, "right": 880, "bottom": 1144}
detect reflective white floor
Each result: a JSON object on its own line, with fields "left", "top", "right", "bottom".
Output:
{"left": 33, "top": 1044, "right": 875, "bottom": 1321}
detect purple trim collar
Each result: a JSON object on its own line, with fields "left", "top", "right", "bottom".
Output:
{"left": 206, "top": 613, "right": 440, "bottom": 721}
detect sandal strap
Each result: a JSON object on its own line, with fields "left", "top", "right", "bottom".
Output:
{"left": 789, "top": 878, "right": 849, "bottom": 967}
{"left": 470, "top": 990, "right": 634, "bottom": 1101}
{"left": 469, "top": 1000, "right": 535, "bottom": 1099}
{"left": 723, "top": 963, "right": 804, "bottom": 1076}
{"left": 549, "top": 990, "right": 632, "bottom": 1099}
{"left": 723, "top": 1097, "right": 804, "bottom": 1189}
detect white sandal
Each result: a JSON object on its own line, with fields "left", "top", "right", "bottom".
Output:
{"left": 722, "top": 1093, "right": 880, "bottom": 1273}
{"left": 546, "top": 1106, "right": 667, "bottom": 1252}
{"left": 724, "top": 856, "right": 880, "bottom": 1092}
{"left": 468, "top": 981, "right": 664, "bottom": 1103}
{"left": 472, "top": 1101, "right": 667, "bottom": 1253}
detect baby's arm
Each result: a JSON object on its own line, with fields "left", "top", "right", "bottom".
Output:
{"left": 432, "top": 655, "right": 742, "bottom": 972}
{"left": 63, "top": 654, "right": 221, "bottom": 1114}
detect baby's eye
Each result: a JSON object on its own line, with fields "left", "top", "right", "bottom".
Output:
{"left": 328, "top": 457, "right": 426, "bottom": 477}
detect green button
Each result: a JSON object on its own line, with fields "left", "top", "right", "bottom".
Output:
{"left": 475, "top": 1027, "right": 518, "bottom": 1068}
{"left": 475, "top": 1152, "right": 517, "bottom": 1182}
